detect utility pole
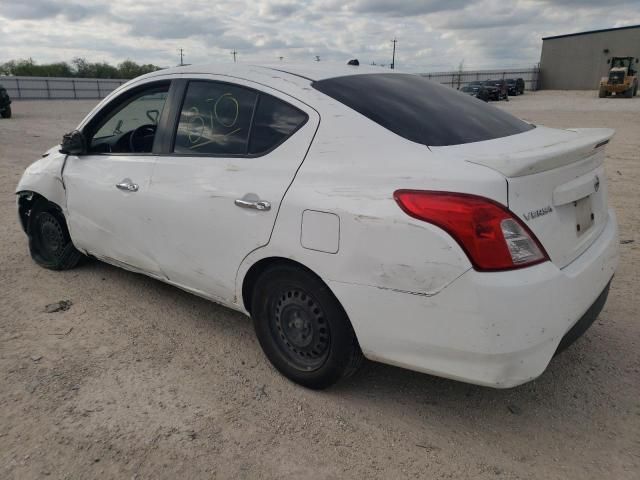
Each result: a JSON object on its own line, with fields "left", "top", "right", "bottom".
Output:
{"left": 231, "top": 50, "right": 237, "bottom": 63}
{"left": 179, "top": 48, "right": 185, "bottom": 66}
{"left": 391, "top": 38, "right": 397, "bottom": 69}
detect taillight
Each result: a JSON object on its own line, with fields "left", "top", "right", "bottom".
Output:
{"left": 393, "top": 190, "right": 548, "bottom": 271}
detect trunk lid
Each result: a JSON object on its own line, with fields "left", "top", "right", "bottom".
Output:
{"left": 431, "top": 126, "right": 614, "bottom": 268}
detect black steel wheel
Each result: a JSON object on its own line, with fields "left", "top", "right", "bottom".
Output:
{"left": 28, "top": 202, "right": 82, "bottom": 270}
{"left": 251, "top": 264, "right": 363, "bottom": 389}
{"left": 272, "top": 287, "right": 331, "bottom": 370}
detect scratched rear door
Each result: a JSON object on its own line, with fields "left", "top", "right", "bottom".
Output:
{"left": 146, "top": 76, "right": 319, "bottom": 304}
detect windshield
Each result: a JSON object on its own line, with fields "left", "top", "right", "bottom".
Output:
{"left": 612, "top": 58, "right": 631, "bottom": 68}
{"left": 312, "top": 74, "right": 534, "bottom": 146}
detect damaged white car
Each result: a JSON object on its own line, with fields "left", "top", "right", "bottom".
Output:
{"left": 16, "top": 64, "right": 618, "bottom": 389}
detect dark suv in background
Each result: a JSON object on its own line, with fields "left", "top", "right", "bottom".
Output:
{"left": 481, "top": 80, "right": 505, "bottom": 101}
{"left": 0, "top": 85, "right": 11, "bottom": 118}
{"left": 462, "top": 82, "right": 491, "bottom": 102}
{"left": 505, "top": 78, "right": 525, "bottom": 96}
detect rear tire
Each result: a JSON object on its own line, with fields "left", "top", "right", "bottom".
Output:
{"left": 598, "top": 87, "right": 607, "bottom": 98}
{"left": 250, "top": 264, "right": 363, "bottom": 389}
{"left": 27, "top": 202, "right": 83, "bottom": 270}
{"left": 624, "top": 87, "right": 633, "bottom": 98}
{"left": 1, "top": 106, "right": 11, "bottom": 118}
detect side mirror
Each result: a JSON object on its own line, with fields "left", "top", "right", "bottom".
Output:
{"left": 636, "top": 58, "right": 639, "bottom": 64}
{"left": 60, "top": 130, "right": 87, "bottom": 155}
{"left": 606, "top": 59, "right": 611, "bottom": 64}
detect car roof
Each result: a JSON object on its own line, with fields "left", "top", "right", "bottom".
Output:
{"left": 143, "top": 62, "right": 393, "bottom": 83}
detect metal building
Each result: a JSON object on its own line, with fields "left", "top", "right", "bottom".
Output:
{"left": 539, "top": 25, "right": 640, "bottom": 90}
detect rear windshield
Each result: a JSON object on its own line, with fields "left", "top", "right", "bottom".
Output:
{"left": 312, "top": 73, "right": 534, "bottom": 147}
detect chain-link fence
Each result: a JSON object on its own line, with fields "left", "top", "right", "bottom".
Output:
{"left": 0, "top": 76, "right": 127, "bottom": 100}
{"left": 419, "top": 67, "right": 540, "bottom": 91}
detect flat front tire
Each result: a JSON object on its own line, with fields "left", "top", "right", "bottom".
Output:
{"left": 28, "top": 203, "right": 82, "bottom": 270}
{"left": 251, "top": 264, "right": 363, "bottom": 389}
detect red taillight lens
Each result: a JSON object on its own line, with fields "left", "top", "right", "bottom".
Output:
{"left": 393, "top": 190, "right": 549, "bottom": 271}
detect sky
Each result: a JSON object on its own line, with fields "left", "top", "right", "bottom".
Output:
{"left": 1, "top": 0, "right": 640, "bottom": 72}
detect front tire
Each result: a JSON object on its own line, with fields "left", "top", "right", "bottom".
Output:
{"left": 1, "top": 106, "right": 11, "bottom": 118}
{"left": 28, "top": 203, "right": 82, "bottom": 270}
{"left": 251, "top": 264, "right": 363, "bottom": 389}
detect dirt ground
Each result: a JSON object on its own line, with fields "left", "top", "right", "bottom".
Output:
{"left": 1, "top": 92, "right": 638, "bottom": 479}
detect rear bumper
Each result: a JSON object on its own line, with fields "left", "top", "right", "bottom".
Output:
{"left": 331, "top": 209, "right": 618, "bottom": 388}
{"left": 555, "top": 281, "right": 610, "bottom": 355}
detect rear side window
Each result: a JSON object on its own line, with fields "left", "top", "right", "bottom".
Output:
{"left": 174, "top": 81, "right": 257, "bottom": 155}
{"left": 249, "top": 95, "right": 308, "bottom": 154}
{"left": 312, "top": 73, "right": 534, "bottom": 147}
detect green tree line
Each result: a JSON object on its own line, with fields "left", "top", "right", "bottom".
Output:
{"left": 0, "top": 58, "right": 162, "bottom": 79}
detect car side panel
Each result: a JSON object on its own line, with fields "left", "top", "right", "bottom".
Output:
{"left": 236, "top": 105, "right": 508, "bottom": 319}
{"left": 146, "top": 75, "right": 321, "bottom": 305}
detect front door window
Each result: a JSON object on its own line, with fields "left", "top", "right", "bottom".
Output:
{"left": 88, "top": 85, "right": 169, "bottom": 154}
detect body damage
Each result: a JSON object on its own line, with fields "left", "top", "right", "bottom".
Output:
{"left": 16, "top": 146, "right": 68, "bottom": 210}
{"left": 16, "top": 63, "right": 619, "bottom": 388}
{"left": 236, "top": 96, "right": 509, "bottom": 308}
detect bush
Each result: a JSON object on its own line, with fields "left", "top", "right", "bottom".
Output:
{"left": 0, "top": 57, "right": 162, "bottom": 79}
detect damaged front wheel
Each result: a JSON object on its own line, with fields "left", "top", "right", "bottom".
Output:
{"left": 28, "top": 202, "right": 83, "bottom": 270}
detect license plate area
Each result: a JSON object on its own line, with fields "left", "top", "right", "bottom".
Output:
{"left": 575, "top": 196, "right": 594, "bottom": 237}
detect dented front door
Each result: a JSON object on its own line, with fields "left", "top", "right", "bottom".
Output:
{"left": 64, "top": 154, "right": 162, "bottom": 276}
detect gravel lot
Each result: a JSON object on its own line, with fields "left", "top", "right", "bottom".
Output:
{"left": 1, "top": 91, "right": 638, "bottom": 479}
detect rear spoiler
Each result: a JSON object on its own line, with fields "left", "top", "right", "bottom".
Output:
{"left": 435, "top": 127, "right": 615, "bottom": 178}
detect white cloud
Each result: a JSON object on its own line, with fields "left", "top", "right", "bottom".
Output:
{"left": 0, "top": 0, "right": 639, "bottom": 71}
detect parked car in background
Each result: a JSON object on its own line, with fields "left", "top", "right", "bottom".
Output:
{"left": 475, "top": 86, "right": 491, "bottom": 102}
{"left": 459, "top": 85, "right": 477, "bottom": 96}
{"left": 463, "top": 82, "right": 491, "bottom": 102}
{"left": 16, "top": 64, "right": 618, "bottom": 390}
{"left": 489, "top": 79, "right": 510, "bottom": 101}
{"left": 481, "top": 80, "right": 502, "bottom": 101}
{"left": 506, "top": 78, "right": 526, "bottom": 96}
{"left": 460, "top": 84, "right": 490, "bottom": 102}
{"left": 0, "top": 85, "right": 12, "bottom": 118}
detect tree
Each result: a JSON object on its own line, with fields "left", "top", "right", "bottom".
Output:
{"left": 117, "top": 60, "right": 160, "bottom": 79}
{"left": 0, "top": 57, "right": 161, "bottom": 79}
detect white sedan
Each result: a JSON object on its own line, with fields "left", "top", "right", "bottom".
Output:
{"left": 16, "top": 63, "right": 618, "bottom": 389}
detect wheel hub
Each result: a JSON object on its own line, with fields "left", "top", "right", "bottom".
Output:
{"left": 38, "top": 214, "right": 64, "bottom": 256}
{"left": 272, "top": 288, "right": 330, "bottom": 369}
{"left": 282, "top": 308, "right": 313, "bottom": 348}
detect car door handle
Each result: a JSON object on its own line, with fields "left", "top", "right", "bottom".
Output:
{"left": 234, "top": 199, "right": 271, "bottom": 211}
{"left": 115, "top": 181, "right": 139, "bottom": 192}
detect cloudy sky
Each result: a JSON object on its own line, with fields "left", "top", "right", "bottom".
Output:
{"left": 1, "top": 0, "right": 640, "bottom": 72}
